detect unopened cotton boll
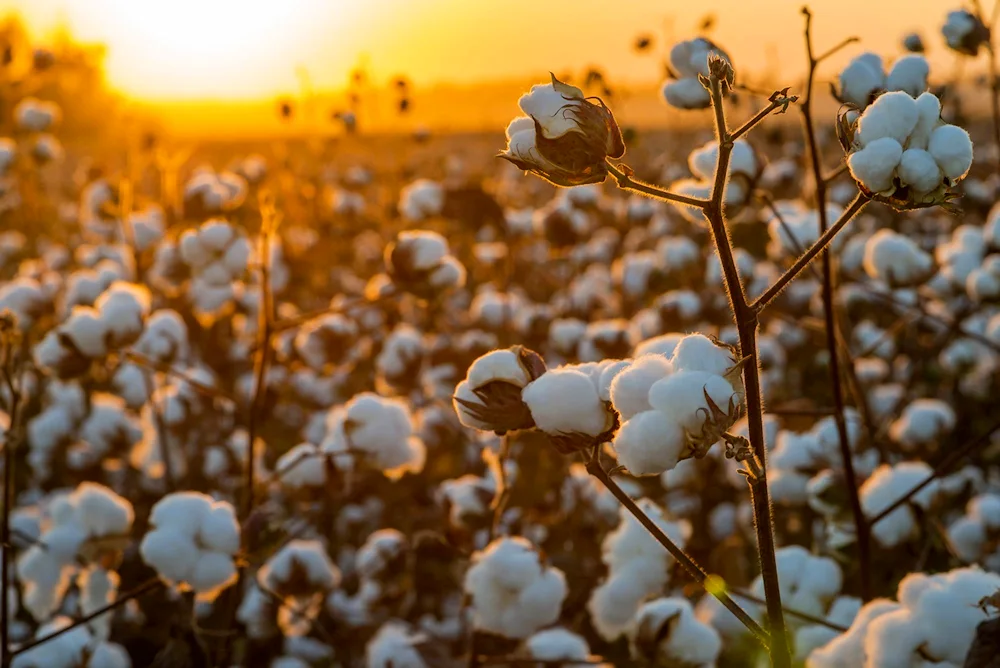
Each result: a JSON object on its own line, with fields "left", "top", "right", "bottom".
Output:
{"left": 847, "top": 137, "right": 903, "bottom": 193}
{"left": 521, "top": 368, "right": 611, "bottom": 437}
{"left": 928, "top": 124, "right": 974, "bottom": 180}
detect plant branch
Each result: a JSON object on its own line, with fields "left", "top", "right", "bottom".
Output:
{"left": 705, "top": 72, "right": 791, "bottom": 667}
{"left": 868, "top": 414, "right": 1000, "bottom": 526}
{"left": 585, "top": 457, "right": 770, "bottom": 647}
{"left": 605, "top": 161, "right": 710, "bottom": 208}
{"left": 730, "top": 90, "right": 799, "bottom": 142}
{"left": 752, "top": 192, "right": 869, "bottom": 312}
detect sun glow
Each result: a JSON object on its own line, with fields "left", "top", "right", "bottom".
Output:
{"left": 51, "top": 0, "right": 361, "bottom": 100}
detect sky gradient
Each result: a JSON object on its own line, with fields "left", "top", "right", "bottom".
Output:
{"left": 2, "top": 0, "right": 978, "bottom": 101}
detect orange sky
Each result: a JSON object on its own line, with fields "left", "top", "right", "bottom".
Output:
{"left": 2, "top": 0, "right": 979, "bottom": 101}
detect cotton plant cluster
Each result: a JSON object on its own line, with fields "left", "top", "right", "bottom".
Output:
{"left": 383, "top": 229, "right": 467, "bottom": 298}
{"left": 835, "top": 52, "right": 930, "bottom": 108}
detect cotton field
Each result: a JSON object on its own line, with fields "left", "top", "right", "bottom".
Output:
{"left": 0, "top": 3, "right": 999, "bottom": 668}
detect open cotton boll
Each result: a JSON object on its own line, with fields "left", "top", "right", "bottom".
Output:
{"left": 521, "top": 368, "right": 610, "bottom": 437}
{"left": 794, "top": 596, "right": 863, "bottom": 662}
{"left": 847, "top": 137, "right": 903, "bottom": 193}
{"left": 751, "top": 546, "right": 842, "bottom": 620}
{"left": 862, "top": 229, "right": 934, "bottom": 285}
{"left": 62, "top": 306, "right": 109, "bottom": 358}
{"left": 463, "top": 537, "right": 567, "bottom": 639}
{"left": 806, "top": 598, "right": 901, "bottom": 667}
{"left": 630, "top": 597, "right": 722, "bottom": 667}
{"left": 609, "top": 355, "right": 673, "bottom": 422}
{"left": 10, "top": 615, "right": 91, "bottom": 668}
{"left": 928, "top": 124, "right": 974, "bottom": 180}
{"left": 526, "top": 628, "right": 592, "bottom": 665}
{"left": 905, "top": 91, "right": 943, "bottom": 150}
{"left": 838, "top": 54, "right": 885, "bottom": 107}
{"left": 662, "top": 77, "right": 711, "bottom": 109}
{"left": 856, "top": 92, "right": 919, "bottom": 146}
{"left": 648, "top": 370, "right": 738, "bottom": 434}
{"left": 95, "top": 281, "right": 152, "bottom": 347}
{"left": 885, "top": 54, "right": 929, "bottom": 98}
{"left": 888, "top": 399, "right": 956, "bottom": 449}
{"left": 670, "top": 333, "right": 737, "bottom": 376}
{"left": 466, "top": 349, "right": 530, "bottom": 389}
{"left": 897, "top": 148, "right": 942, "bottom": 193}
{"left": 366, "top": 622, "right": 429, "bottom": 668}
{"left": 861, "top": 462, "right": 938, "bottom": 547}
{"left": 322, "top": 393, "right": 426, "bottom": 478}
{"left": 612, "top": 409, "right": 684, "bottom": 475}
{"left": 276, "top": 443, "right": 326, "bottom": 488}
{"left": 518, "top": 80, "right": 585, "bottom": 138}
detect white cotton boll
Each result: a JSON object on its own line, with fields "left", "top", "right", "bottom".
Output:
{"left": 189, "top": 551, "right": 238, "bottom": 596}
{"left": 631, "top": 597, "right": 722, "bottom": 666}
{"left": 670, "top": 333, "right": 736, "bottom": 375}
{"left": 399, "top": 180, "right": 445, "bottom": 221}
{"left": 197, "top": 504, "right": 241, "bottom": 554}
{"left": 928, "top": 124, "right": 974, "bottom": 180}
{"left": 862, "top": 229, "right": 934, "bottom": 285}
{"left": 612, "top": 409, "right": 684, "bottom": 475}
{"left": 521, "top": 369, "right": 610, "bottom": 437}
{"left": 588, "top": 570, "right": 652, "bottom": 640}
{"left": 947, "top": 516, "right": 986, "bottom": 562}
{"left": 968, "top": 266, "right": 1000, "bottom": 301}
{"left": 848, "top": 137, "right": 903, "bottom": 193}
{"left": 63, "top": 306, "right": 109, "bottom": 358}
{"left": 148, "top": 492, "right": 212, "bottom": 538}
{"left": 885, "top": 55, "right": 929, "bottom": 97}
{"left": 888, "top": 399, "right": 956, "bottom": 449}
{"left": 806, "top": 598, "right": 900, "bottom": 667}
{"left": 79, "top": 567, "right": 118, "bottom": 641}
{"left": 750, "top": 546, "right": 842, "bottom": 620}
{"left": 139, "top": 529, "right": 199, "bottom": 584}
{"left": 861, "top": 462, "right": 937, "bottom": 547}
{"left": 75, "top": 482, "right": 133, "bottom": 537}
{"left": 89, "top": 642, "right": 132, "bottom": 668}
{"left": 943, "top": 10, "right": 979, "bottom": 49}
{"left": 661, "top": 77, "right": 711, "bottom": 110}
{"left": 609, "top": 355, "right": 673, "bottom": 421}
{"left": 466, "top": 349, "right": 530, "bottom": 389}
{"left": 276, "top": 443, "right": 325, "bottom": 488}
{"left": 518, "top": 81, "right": 583, "bottom": 138}
{"left": 898, "top": 148, "right": 943, "bottom": 194}
{"left": 95, "top": 282, "right": 151, "bottom": 347}
{"left": 907, "top": 92, "right": 942, "bottom": 150}
{"left": 222, "top": 237, "right": 251, "bottom": 275}
{"left": 10, "top": 616, "right": 91, "bottom": 668}
{"left": 856, "top": 92, "right": 919, "bottom": 146}
{"left": 648, "top": 371, "right": 737, "bottom": 433}
{"left": 838, "top": 54, "right": 885, "bottom": 107}
{"left": 198, "top": 219, "right": 235, "bottom": 251}
{"left": 526, "top": 628, "right": 591, "bottom": 664}
{"left": 365, "top": 622, "right": 429, "bottom": 668}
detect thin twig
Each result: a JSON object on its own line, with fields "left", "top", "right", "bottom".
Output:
{"left": 124, "top": 351, "right": 237, "bottom": 405}
{"left": 0, "top": 341, "right": 23, "bottom": 668}
{"left": 868, "top": 415, "right": 1000, "bottom": 526}
{"left": 604, "top": 161, "right": 710, "bottom": 208}
{"left": 140, "top": 368, "right": 175, "bottom": 492}
{"left": 585, "top": 456, "right": 770, "bottom": 648}
{"left": 800, "top": 5, "right": 872, "bottom": 601}
{"left": 733, "top": 588, "right": 849, "bottom": 632}
{"left": 10, "top": 578, "right": 164, "bottom": 658}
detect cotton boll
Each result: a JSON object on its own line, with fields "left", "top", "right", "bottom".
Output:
{"left": 366, "top": 622, "right": 429, "bottom": 668}
{"left": 62, "top": 306, "right": 109, "bottom": 358}
{"left": 885, "top": 55, "right": 929, "bottom": 97}
{"left": 518, "top": 81, "right": 585, "bottom": 139}
{"left": 670, "top": 333, "right": 737, "bottom": 375}
{"left": 526, "top": 628, "right": 591, "bottom": 664}
{"left": 928, "top": 124, "right": 974, "bottom": 180}
{"left": 838, "top": 54, "right": 885, "bottom": 107}
{"left": 897, "top": 148, "right": 942, "bottom": 194}
{"left": 806, "top": 598, "right": 901, "bottom": 667}
{"left": 648, "top": 370, "right": 738, "bottom": 434}
{"left": 521, "top": 368, "right": 611, "bottom": 437}
{"left": 847, "top": 137, "right": 903, "bottom": 193}
{"left": 139, "top": 529, "right": 199, "bottom": 584}
{"left": 609, "top": 355, "right": 673, "bottom": 421}
{"left": 661, "top": 77, "right": 711, "bottom": 110}
{"left": 888, "top": 399, "right": 956, "bottom": 450}
{"left": 189, "top": 551, "right": 238, "bottom": 597}
{"left": 856, "top": 92, "right": 919, "bottom": 146}
{"left": 862, "top": 229, "right": 934, "bottom": 285}
{"left": 197, "top": 504, "right": 241, "bottom": 554}
{"left": 630, "top": 597, "right": 722, "bottom": 666}
{"left": 612, "top": 409, "right": 684, "bottom": 475}
{"left": 861, "top": 462, "right": 938, "bottom": 547}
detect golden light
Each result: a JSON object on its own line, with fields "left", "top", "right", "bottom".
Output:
{"left": 59, "top": 0, "right": 360, "bottom": 101}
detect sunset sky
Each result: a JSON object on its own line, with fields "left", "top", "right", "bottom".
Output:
{"left": 1, "top": 0, "right": 977, "bottom": 101}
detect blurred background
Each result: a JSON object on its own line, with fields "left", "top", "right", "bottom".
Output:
{"left": 0, "top": 0, "right": 993, "bottom": 137}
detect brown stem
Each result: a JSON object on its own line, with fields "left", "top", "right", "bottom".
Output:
{"left": 751, "top": 193, "right": 869, "bottom": 312}
{"left": 988, "top": 43, "right": 1000, "bottom": 176}
{"left": 10, "top": 578, "right": 163, "bottom": 658}
{"left": 604, "top": 161, "right": 710, "bottom": 208}
{"left": 585, "top": 458, "right": 770, "bottom": 647}
{"left": 0, "top": 359, "right": 23, "bottom": 668}
{"left": 800, "top": 5, "right": 872, "bottom": 601}
{"left": 704, "top": 74, "right": 791, "bottom": 667}
{"left": 140, "top": 368, "right": 175, "bottom": 492}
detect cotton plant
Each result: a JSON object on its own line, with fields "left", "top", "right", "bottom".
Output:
{"left": 177, "top": 218, "right": 251, "bottom": 321}
{"left": 257, "top": 540, "right": 341, "bottom": 637}
{"left": 182, "top": 167, "right": 247, "bottom": 217}
{"left": 861, "top": 228, "right": 936, "bottom": 287}
{"left": 860, "top": 462, "right": 943, "bottom": 548}
{"left": 588, "top": 500, "right": 691, "bottom": 640}
{"left": 807, "top": 567, "right": 1000, "bottom": 667}
{"left": 365, "top": 621, "right": 431, "bottom": 668}
{"left": 942, "top": 9, "right": 992, "bottom": 56}
{"left": 671, "top": 139, "right": 761, "bottom": 223}
{"left": 139, "top": 492, "right": 240, "bottom": 601}
{"left": 398, "top": 178, "right": 444, "bottom": 221}
{"left": 462, "top": 536, "right": 567, "bottom": 639}
{"left": 887, "top": 398, "right": 957, "bottom": 451}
